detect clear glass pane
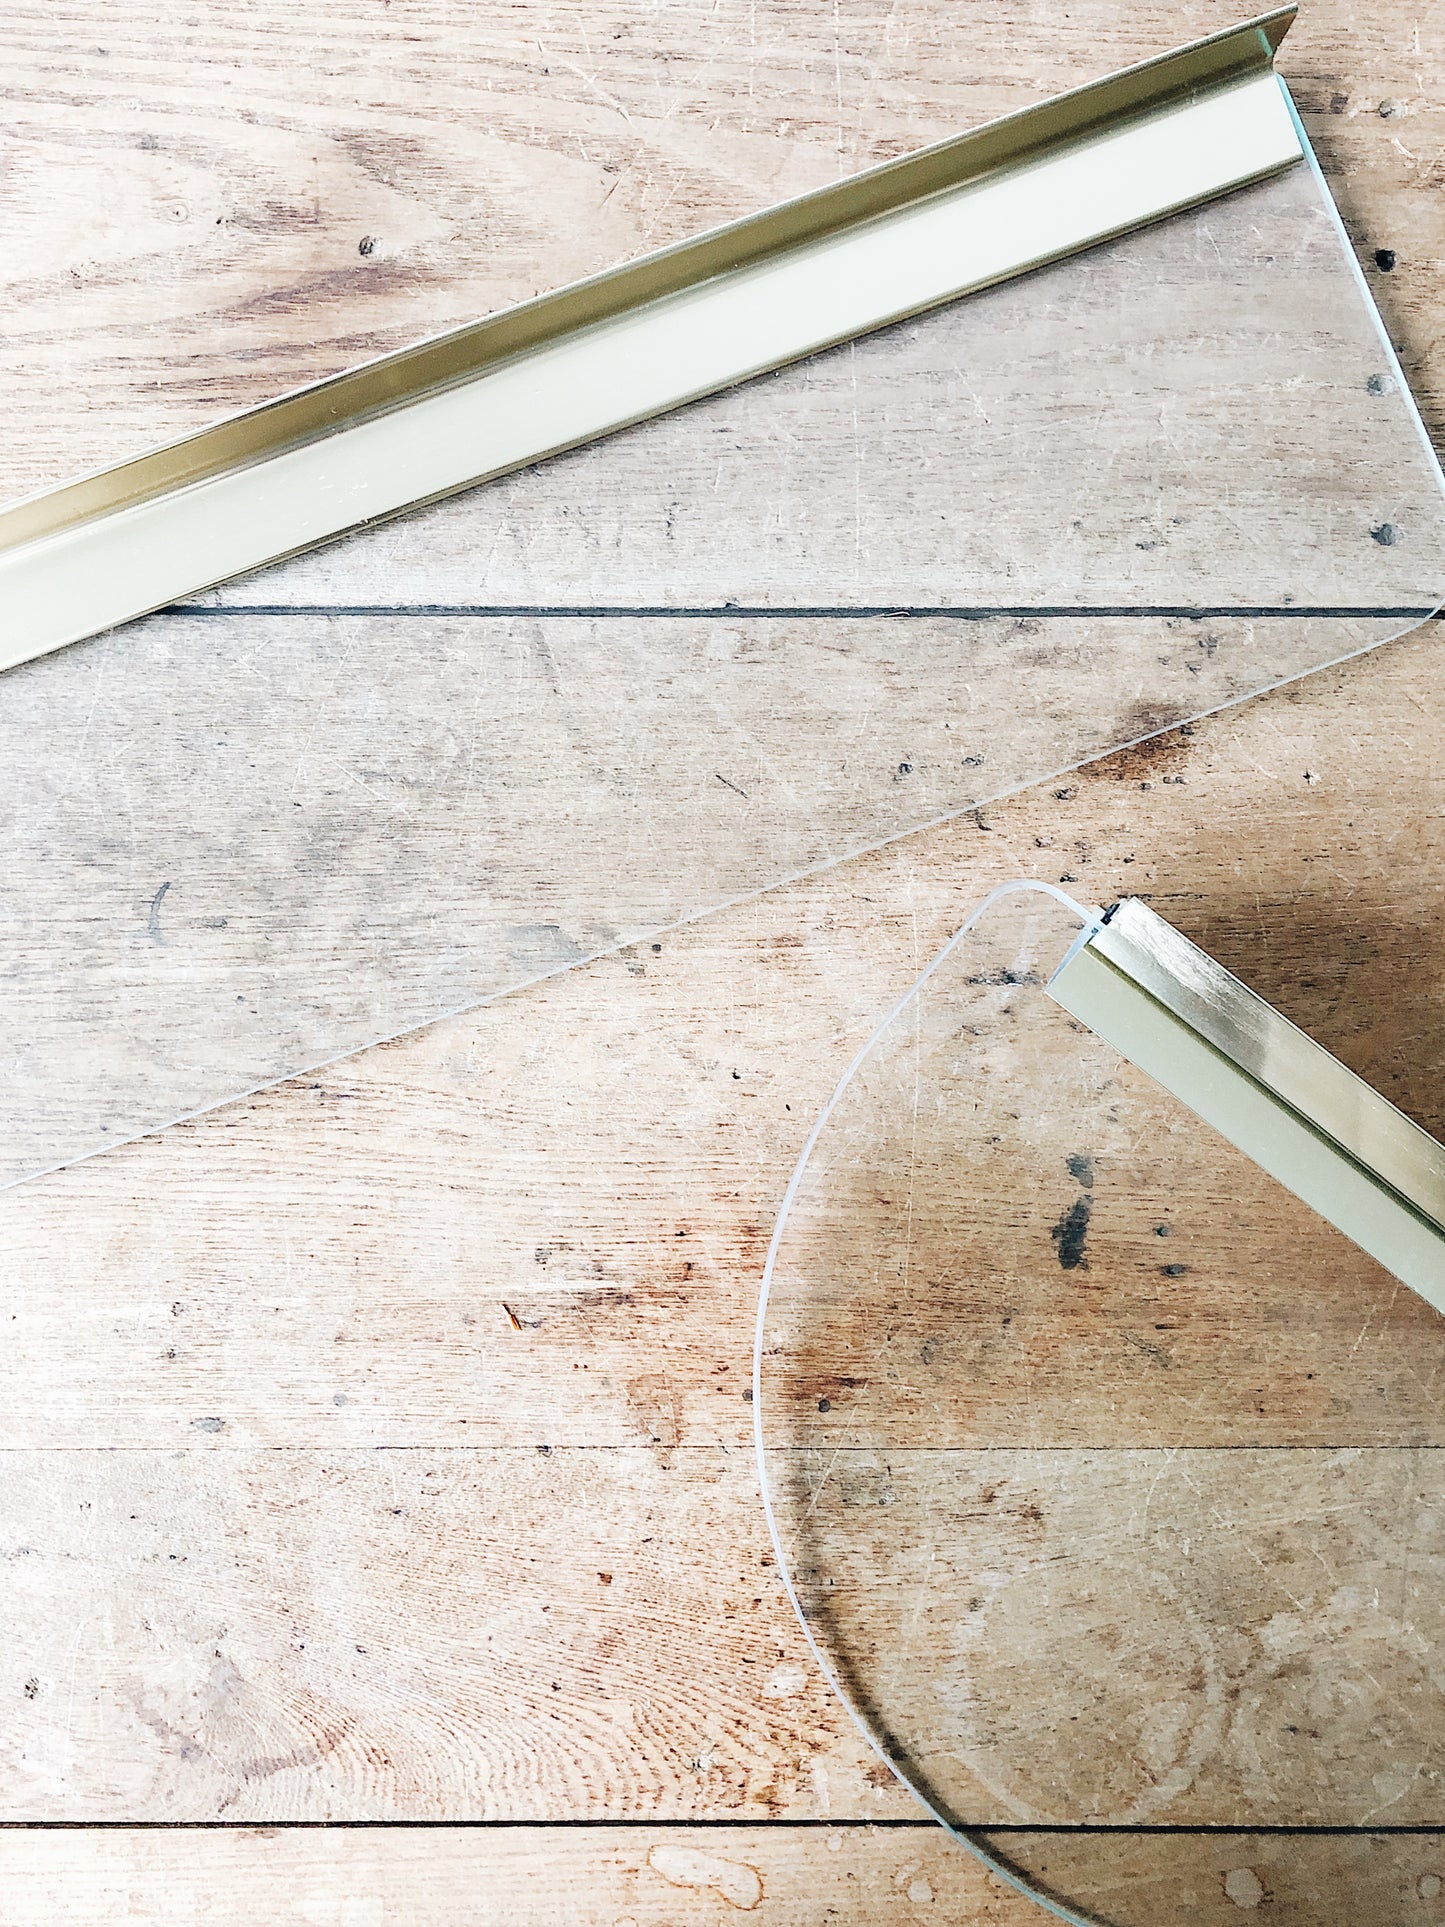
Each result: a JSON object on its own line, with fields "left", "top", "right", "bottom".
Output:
{"left": 4, "top": 152, "right": 1445, "bottom": 1185}
{"left": 755, "top": 881, "right": 1445, "bottom": 1926}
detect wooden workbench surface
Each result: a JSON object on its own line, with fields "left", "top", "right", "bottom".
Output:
{"left": 4, "top": 2, "right": 1445, "bottom": 1919}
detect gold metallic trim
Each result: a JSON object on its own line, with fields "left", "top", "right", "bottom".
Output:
{"left": 1049, "top": 897, "right": 1445, "bottom": 1307}
{"left": 0, "top": 9, "right": 1297, "bottom": 669}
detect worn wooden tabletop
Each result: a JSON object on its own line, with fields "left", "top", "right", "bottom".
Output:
{"left": 4, "top": 2, "right": 1445, "bottom": 1920}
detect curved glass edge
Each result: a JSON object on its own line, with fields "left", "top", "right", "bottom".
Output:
{"left": 751, "top": 878, "right": 1111, "bottom": 1927}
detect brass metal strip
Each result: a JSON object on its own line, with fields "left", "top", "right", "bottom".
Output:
{"left": 1048, "top": 897, "right": 1445, "bottom": 1308}
{"left": 0, "top": 9, "right": 1297, "bottom": 672}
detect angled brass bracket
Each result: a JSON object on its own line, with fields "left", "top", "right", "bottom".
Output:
{"left": 1049, "top": 897, "right": 1445, "bottom": 1306}
{"left": 0, "top": 9, "right": 1298, "bottom": 673}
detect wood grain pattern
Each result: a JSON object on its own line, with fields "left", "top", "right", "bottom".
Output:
{"left": 6, "top": 1439, "right": 1445, "bottom": 1826}
{"left": 11, "top": 135, "right": 1442, "bottom": 1186}
{"left": 0, "top": 1448, "right": 899, "bottom": 1822}
{"left": 194, "top": 163, "right": 1444, "bottom": 614}
{"left": 0, "top": 1826, "right": 1018, "bottom": 1925}
{"left": 771, "top": 1446, "right": 1445, "bottom": 1826}
{"left": 985, "top": 1830, "right": 1445, "bottom": 1925}
{"left": 0, "top": 0, "right": 1257, "bottom": 493}
{"left": 0, "top": 1826, "right": 1443, "bottom": 1926}
{"left": 4, "top": 1, "right": 1445, "bottom": 490}
{"left": 2, "top": 636, "right": 1445, "bottom": 1839}
{"left": 5, "top": 598, "right": 1422, "bottom": 1189}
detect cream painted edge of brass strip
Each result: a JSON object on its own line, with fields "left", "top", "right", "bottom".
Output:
{"left": 1048, "top": 901, "right": 1445, "bottom": 1311}
{"left": 0, "top": 25, "right": 1300, "bottom": 675}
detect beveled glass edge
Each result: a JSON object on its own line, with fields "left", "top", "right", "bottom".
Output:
{"left": 0, "top": 8, "right": 1294, "bottom": 558}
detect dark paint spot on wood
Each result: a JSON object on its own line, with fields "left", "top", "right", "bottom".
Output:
{"left": 1374, "top": 248, "right": 1397, "bottom": 271}
{"left": 1051, "top": 1196, "right": 1091, "bottom": 1270}
{"left": 1066, "top": 1153, "right": 1094, "bottom": 1187}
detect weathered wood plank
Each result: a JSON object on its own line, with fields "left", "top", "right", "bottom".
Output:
{"left": 0, "top": 1825, "right": 1023, "bottom": 1925}
{"left": 3, "top": 626, "right": 1443, "bottom": 1453}
{"left": 192, "top": 163, "right": 1443, "bottom": 614}
{"left": 754, "top": 876, "right": 1445, "bottom": 1458}
{"left": 4, "top": 1444, "right": 1445, "bottom": 1824}
{"left": 983, "top": 1829, "right": 1445, "bottom": 1925}
{"left": 768, "top": 1446, "right": 1445, "bottom": 1827}
{"left": 12, "top": 94, "right": 1440, "bottom": 1192}
{"left": 5, "top": 0, "right": 1445, "bottom": 497}
{"left": 0, "top": 1446, "right": 896, "bottom": 1822}
{"left": 4, "top": 0, "right": 1445, "bottom": 1897}
{"left": 9, "top": 111, "right": 1438, "bottom": 1189}
{"left": 0, "top": 0, "right": 1260, "bottom": 494}
{"left": 7, "top": 589, "right": 1427, "bottom": 1189}
{"left": 2, "top": 1823, "right": 1441, "bottom": 1926}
